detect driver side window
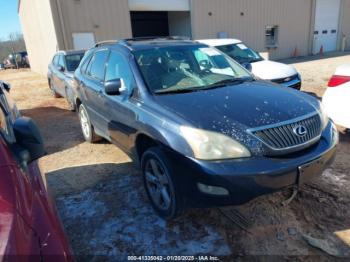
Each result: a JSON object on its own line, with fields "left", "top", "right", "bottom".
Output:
{"left": 105, "top": 51, "right": 136, "bottom": 93}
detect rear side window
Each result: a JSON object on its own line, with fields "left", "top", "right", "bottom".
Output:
{"left": 58, "top": 55, "right": 65, "bottom": 68}
{"left": 86, "top": 50, "right": 109, "bottom": 81}
{"left": 105, "top": 51, "right": 136, "bottom": 92}
{"left": 53, "top": 55, "right": 59, "bottom": 66}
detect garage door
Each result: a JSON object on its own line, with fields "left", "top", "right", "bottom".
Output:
{"left": 313, "top": 0, "right": 341, "bottom": 54}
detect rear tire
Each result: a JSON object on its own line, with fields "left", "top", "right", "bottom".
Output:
{"left": 78, "top": 104, "right": 101, "bottom": 143}
{"left": 141, "top": 147, "right": 184, "bottom": 219}
{"left": 65, "top": 87, "right": 76, "bottom": 111}
{"left": 48, "top": 79, "right": 60, "bottom": 98}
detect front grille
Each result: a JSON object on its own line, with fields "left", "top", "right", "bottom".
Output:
{"left": 250, "top": 114, "right": 322, "bottom": 151}
{"left": 271, "top": 74, "right": 299, "bottom": 84}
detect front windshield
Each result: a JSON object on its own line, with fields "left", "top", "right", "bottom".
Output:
{"left": 65, "top": 53, "right": 85, "bottom": 72}
{"left": 216, "top": 43, "right": 263, "bottom": 64}
{"left": 134, "top": 45, "right": 252, "bottom": 94}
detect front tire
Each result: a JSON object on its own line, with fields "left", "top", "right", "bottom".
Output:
{"left": 141, "top": 147, "right": 184, "bottom": 219}
{"left": 78, "top": 104, "right": 101, "bottom": 143}
{"left": 48, "top": 79, "right": 60, "bottom": 98}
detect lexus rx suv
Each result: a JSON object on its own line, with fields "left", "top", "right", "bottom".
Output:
{"left": 73, "top": 38, "right": 338, "bottom": 219}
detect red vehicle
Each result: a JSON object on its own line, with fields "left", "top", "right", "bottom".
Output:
{"left": 0, "top": 85, "right": 73, "bottom": 261}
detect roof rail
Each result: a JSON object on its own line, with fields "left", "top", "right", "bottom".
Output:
{"left": 120, "top": 36, "right": 191, "bottom": 43}
{"left": 94, "top": 40, "right": 117, "bottom": 48}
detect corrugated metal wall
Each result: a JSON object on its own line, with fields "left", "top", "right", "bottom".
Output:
{"left": 341, "top": 0, "right": 350, "bottom": 50}
{"left": 18, "top": 0, "right": 59, "bottom": 74}
{"left": 54, "top": 0, "right": 132, "bottom": 50}
{"left": 190, "top": 0, "right": 314, "bottom": 59}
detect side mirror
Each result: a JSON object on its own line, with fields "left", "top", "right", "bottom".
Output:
{"left": 242, "top": 62, "right": 252, "bottom": 72}
{"left": 58, "top": 65, "right": 65, "bottom": 72}
{"left": 105, "top": 79, "right": 121, "bottom": 96}
{"left": 199, "top": 60, "right": 213, "bottom": 70}
{"left": 13, "top": 117, "right": 45, "bottom": 162}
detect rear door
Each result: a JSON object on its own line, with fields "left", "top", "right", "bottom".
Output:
{"left": 103, "top": 50, "right": 138, "bottom": 150}
{"left": 81, "top": 49, "right": 110, "bottom": 135}
{"left": 55, "top": 55, "right": 67, "bottom": 96}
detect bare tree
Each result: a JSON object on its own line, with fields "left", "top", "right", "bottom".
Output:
{"left": 0, "top": 32, "right": 26, "bottom": 67}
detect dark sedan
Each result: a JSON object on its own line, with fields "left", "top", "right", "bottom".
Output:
{"left": 74, "top": 38, "right": 338, "bottom": 219}
{"left": 48, "top": 50, "right": 85, "bottom": 110}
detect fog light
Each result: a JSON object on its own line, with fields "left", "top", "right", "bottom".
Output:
{"left": 332, "top": 123, "right": 339, "bottom": 146}
{"left": 197, "top": 183, "right": 229, "bottom": 196}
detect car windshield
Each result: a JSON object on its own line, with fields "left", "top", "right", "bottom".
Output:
{"left": 216, "top": 43, "right": 263, "bottom": 64}
{"left": 134, "top": 45, "right": 253, "bottom": 94}
{"left": 65, "top": 53, "right": 85, "bottom": 72}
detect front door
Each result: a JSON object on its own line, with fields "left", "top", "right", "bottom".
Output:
{"left": 313, "top": 0, "right": 341, "bottom": 54}
{"left": 103, "top": 50, "right": 138, "bottom": 151}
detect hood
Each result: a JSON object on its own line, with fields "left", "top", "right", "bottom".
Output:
{"left": 153, "top": 81, "right": 318, "bottom": 139}
{"left": 251, "top": 60, "right": 298, "bottom": 80}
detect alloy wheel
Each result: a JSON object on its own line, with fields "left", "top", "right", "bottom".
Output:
{"left": 145, "top": 158, "right": 172, "bottom": 210}
{"left": 80, "top": 108, "right": 90, "bottom": 138}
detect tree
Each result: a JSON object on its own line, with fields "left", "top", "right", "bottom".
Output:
{"left": 0, "top": 32, "right": 26, "bottom": 66}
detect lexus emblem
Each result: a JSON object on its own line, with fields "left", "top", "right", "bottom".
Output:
{"left": 293, "top": 125, "right": 308, "bottom": 137}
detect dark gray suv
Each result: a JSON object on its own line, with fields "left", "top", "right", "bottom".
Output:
{"left": 73, "top": 38, "right": 338, "bottom": 219}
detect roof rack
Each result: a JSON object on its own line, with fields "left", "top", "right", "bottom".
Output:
{"left": 119, "top": 36, "right": 191, "bottom": 45}
{"left": 94, "top": 40, "right": 118, "bottom": 48}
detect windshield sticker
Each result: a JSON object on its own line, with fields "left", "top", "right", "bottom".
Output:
{"left": 237, "top": 44, "right": 248, "bottom": 50}
{"left": 200, "top": 48, "right": 221, "bottom": 56}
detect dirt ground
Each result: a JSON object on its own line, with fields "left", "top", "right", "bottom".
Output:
{"left": 1, "top": 52, "right": 350, "bottom": 261}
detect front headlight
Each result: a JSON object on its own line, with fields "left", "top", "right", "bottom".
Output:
{"left": 180, "top": 126, "right": 251, "bottom": 160}
{"left": 318, "top": 102, "right": 329, "bottom": 129}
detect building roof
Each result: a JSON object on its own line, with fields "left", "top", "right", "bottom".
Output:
{"left": 197, "top": 39, "right": 242, "bottom": 47}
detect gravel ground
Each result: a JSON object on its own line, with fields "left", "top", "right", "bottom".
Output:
{"left": 1, "top": 52, "right": 349, "bottom": 261}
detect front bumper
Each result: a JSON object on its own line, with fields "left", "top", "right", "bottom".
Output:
{"left": 271, "top": 74, "right": 302, "bottom": 90}
{"left": 165, "top": 123, "right": 337, "bottom": 208}
{"left": 282, "top": 78, "right": 302, "bottom": 90}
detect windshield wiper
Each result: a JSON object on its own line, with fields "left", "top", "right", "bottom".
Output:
{"left": 154, "top": 88, "right": 199, "bottom": 95}
{"left": 154, "top": 78, "right": 253, "bottom": 95}
{"left": 199, "top": 78, "right": 252, "bottom": 90}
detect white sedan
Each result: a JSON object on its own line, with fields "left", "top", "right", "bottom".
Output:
{"left": 323, "top": 64, "right": 350, "bottom": 129}
{"left": 198, "top": 39, "right": 302, "bottom": 90}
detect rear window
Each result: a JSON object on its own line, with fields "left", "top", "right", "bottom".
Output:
{"left": 65, "top": 53, "right": 85, "bottom": 72}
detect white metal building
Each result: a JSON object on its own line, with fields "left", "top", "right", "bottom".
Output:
{"left": 18, "top": 0, "right": 350, "bottom": 75}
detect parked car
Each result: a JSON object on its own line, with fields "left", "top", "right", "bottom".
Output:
{"left": 323, "top": 63, "right": 350, "bottom": 129}
{"left": 48, "top": 50, "right": 85, "bottom": 110}
{"left": 3, "top": 51, "right": 29, "bottom": 69}
{"left": 0, "top": 88, "right": 73, "bottom": 260}
{"left": 0, "top": 81, "right": 21, "bottom": 122}
{"left": 198, "top": 39, "right": 302, "bottom": 90}
{"left": 74, "top": 38, "right": 338, "bottom": 219}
